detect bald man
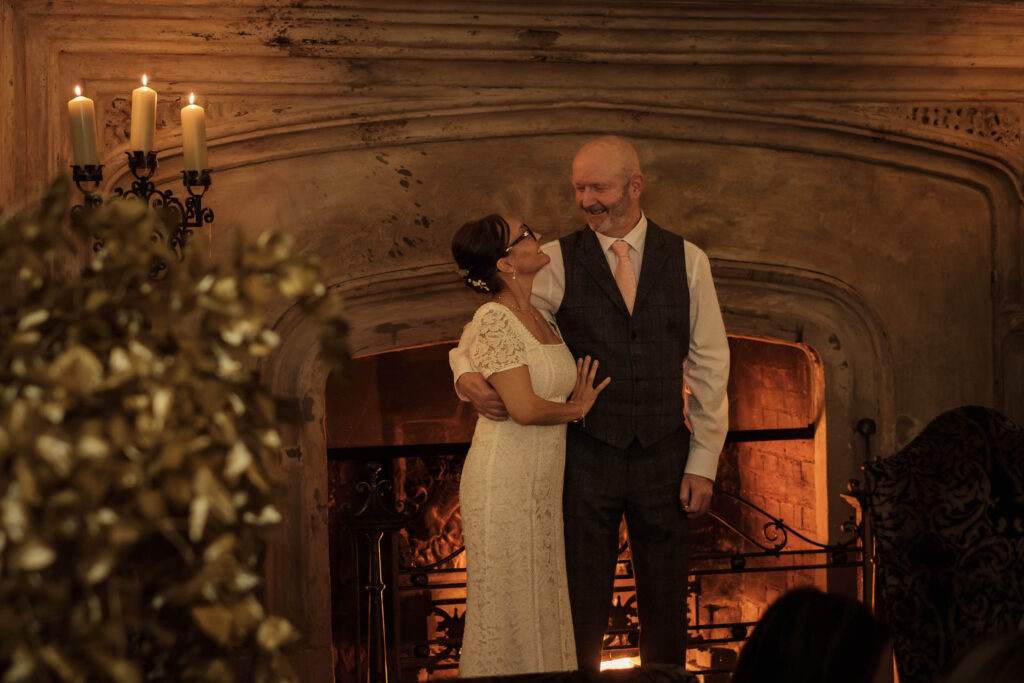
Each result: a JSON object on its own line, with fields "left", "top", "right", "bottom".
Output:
{"left": 451, "top": 136, "right": 730, "bottom": 672}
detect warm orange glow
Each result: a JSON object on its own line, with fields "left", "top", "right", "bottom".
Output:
{"left": 142, "top": 74, "right": 148, "bottom": 87}
{"left": 74, "top": 85, "right": 82, "bottom": 97}
{"left": 189, "top": 92, "right": 195, "bottom": 105}
{"left": 600, "top": 657, "right": 641, "bottom": 671}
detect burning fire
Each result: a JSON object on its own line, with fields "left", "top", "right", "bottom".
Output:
{"left": 600, "top": 657, "right": 642, "bottom": 671}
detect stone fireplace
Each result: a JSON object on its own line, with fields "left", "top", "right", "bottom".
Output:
{"left": 323, "top": 334, "right": 846, "bottom": 681}
{"left": 4, "top": 2, "right": 1024, "bottom": 680}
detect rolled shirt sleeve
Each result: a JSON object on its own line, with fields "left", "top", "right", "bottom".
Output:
{"left": 683, "top": 243, "right": 730, "bottom": 481}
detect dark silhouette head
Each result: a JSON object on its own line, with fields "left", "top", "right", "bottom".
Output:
{"left": 944, "top": 631, "right": 1024, "bottom": 683}
{"left": 451, "top": 214, "right": 510, "bottom": 295}
{"left": 731, "top": 587, "right": 890, "bottom": 683}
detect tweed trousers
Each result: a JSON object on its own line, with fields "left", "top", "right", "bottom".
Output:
{"left": 562, "top": 424, "right": 691, "bottom": 672}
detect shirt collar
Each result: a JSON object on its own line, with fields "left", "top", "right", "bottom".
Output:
{"left": 593, "top": 212, "right": 647, "bottom": 255}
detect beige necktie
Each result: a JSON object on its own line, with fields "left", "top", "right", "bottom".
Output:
{"left": 611, "top": 240, "right": 636, "bottom": 314}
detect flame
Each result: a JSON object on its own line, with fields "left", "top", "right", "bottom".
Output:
{"left": 189, "top": 92, "right": 195, "bottom": 105}
{"left": 142, "top": 74, "right": 148, "bottom": 87}
{"left": 600, "top": 657, "right": 642, "bottom": 671}
{"left": 74, "top": 85, "right": 81, "bottom": 97}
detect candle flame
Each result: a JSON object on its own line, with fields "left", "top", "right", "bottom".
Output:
{"left": 142, "top": 74, "right": 148, "bottom": 87}
{"left": 189, "top": 92, "right": 195, "bottom": 105}
{"left": 74, "top": 85, "right": 82, "bottom": 97}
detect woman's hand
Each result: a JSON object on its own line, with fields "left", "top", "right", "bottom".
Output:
{"left": 567, "top": 355, "right": 611, "bottom": 420}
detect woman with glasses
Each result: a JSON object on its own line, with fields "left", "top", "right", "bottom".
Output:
{"left": 450, "top": 214, "right": 610, "bottom": 676}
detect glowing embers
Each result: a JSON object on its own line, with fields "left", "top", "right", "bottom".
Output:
{"left": 600, "top": 656, "right": 642, "bottom": 671}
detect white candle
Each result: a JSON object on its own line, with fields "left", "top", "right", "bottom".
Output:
{"left": 67, "top": 86, "right": 99, "bottom": 167}
{"left": 180, "top": 93, "right": 208, "bottom": 172}
{"left": 130, "top": 74, "right": 157, "bottom": 153}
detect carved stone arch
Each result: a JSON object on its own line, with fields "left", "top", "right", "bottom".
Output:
{"left": 176, "top": 100, "right": 1020, "bottom": 299}
{"left": 261, "top": 253, "right": 895, "bottom": 679}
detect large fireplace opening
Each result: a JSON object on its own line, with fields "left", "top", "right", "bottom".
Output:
{"left": 325, "top": 335, "right": 857, "bottom": 682}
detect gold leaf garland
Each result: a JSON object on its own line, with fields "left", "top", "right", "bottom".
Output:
{"left": 0, "top": 179, "right": 350, "bottom": 681}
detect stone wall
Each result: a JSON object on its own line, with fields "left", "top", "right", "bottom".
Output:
{"left": 3, "top": 2, "right": 1024, "bottom": 679}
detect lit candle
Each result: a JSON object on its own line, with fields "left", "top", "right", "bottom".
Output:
{"left": 130, "top": 74, "right": 157, "bottom": 153}
{"left": 180, "top": 93, "right": 208, "bottom": 172}
{"left": 67, "top": 85, "right": 99, "bottom": 166}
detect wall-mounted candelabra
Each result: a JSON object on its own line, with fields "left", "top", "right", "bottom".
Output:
{"left": 68, "top": 78, "right": 212, "bottom": 260}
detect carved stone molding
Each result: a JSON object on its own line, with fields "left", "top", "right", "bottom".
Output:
{"left": 905, "top": 104, "right": 1022, "bottom": 148}
{"left": 14, "top": 0, "right": 1024, "bottom": 205}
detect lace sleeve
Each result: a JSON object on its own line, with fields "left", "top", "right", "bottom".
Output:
{"left": 469, "top": 307, "right": 528, "bottom": 378}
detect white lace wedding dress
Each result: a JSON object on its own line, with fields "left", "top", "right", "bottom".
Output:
{"left": 458, "top": 302, "right": 578, "bottom": 676}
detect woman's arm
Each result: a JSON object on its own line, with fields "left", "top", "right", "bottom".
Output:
{"left": 487, "top": 356, "right": 609, "bottom": 426}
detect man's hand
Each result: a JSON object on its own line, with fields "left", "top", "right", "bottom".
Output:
{"left": 456, "top": 372, "right": 508, "bottom": 421}
{"left": 679, "top": 473, "right": 713, "bottom": 518}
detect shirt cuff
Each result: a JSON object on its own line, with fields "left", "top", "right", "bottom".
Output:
{"left": 684, "top": 444, "right": 721, "bottom": 482}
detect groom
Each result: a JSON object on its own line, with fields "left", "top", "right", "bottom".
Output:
{"left": 452, "top": 136, "right": 730, "bottom": 672}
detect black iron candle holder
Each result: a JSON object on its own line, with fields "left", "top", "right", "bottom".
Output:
{"left": 127, "top": 150, "right": 158, "bottom": 176}
{"left": 71, "top": 164, "right": 105, "bottom": 213}
{"left": 71, "top": 150, "right": 214, "bottom": 260}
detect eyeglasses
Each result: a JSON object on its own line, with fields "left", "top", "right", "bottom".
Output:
{"left": 505, "top": 224, "right": 537, "bottom": 254}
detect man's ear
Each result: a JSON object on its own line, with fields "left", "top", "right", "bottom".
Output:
{"left": 630, "top": 172, "right": 645, "bottom": 199}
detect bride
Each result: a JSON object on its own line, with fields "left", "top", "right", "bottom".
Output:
{"left": 450, "top": 214, "right": 609, "bottom": 676}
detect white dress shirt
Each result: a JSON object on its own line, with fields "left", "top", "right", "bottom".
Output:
{"left": 451, "top": 214, "right": 730, "bottom": 481}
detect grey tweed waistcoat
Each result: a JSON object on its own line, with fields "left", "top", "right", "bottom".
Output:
{"left": 556, "top": 220, "right": 690, "bottom": 450}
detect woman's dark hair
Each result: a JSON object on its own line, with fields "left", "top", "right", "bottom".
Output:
{"left": 731, "top": 587, "right": 890, "bottom": 683}
{"left": 451, "top": 214, "right": 510, "bottom": 294}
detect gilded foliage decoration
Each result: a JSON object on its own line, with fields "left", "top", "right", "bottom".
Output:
{"left": 0, "top": 179, "right": 349, "bottom": 682}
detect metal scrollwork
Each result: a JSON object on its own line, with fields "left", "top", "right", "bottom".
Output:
{"left": 70, "top": 151, "right": 213, "bottom": 261}
{"left": 342, "top": 461, "right": 405, "bottom": 522}
{"left": 707, "top": 490, "right": 862, "bottom": 555}
{"left": 70, "top": 165, "right": 104, "bottom": 228}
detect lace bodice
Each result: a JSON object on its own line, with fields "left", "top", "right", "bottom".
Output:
{"left": 468, "top": 302, "right": 575, "bottom": 402}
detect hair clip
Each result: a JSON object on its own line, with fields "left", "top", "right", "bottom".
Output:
{"left": 467, "top": 278, "right": 490, "bottom": 292}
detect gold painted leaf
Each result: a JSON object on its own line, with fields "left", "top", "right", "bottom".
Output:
{"left": 276, "top": 264, "right": 316, "bottom": 297}
{"left": 242, "top": 505, "right": 281, "bottom": 526}
{"left": 188, "top": 496, "right": 210, "bottom": 544}
{"left": 3, "top": 646, "right": 36, "bottom": 682}
{"left": 202, "top": 534, "right": 236, "bottom": 564}
{"left": 255, "top": 616, "right": 297, "bottom": 651}
{"left": 135, "top": 490, "right": 166, "bottom": 521}
{"left": 84, "top": 290, "right": 110, "bottom": 311}
{"left": 79, "top": 550, "right": 116, "bottom": 585}
{"left": 76, "top": 434, "right": 110, "bottom": 460}
{"left": 211, "top": 277, "right": 238, "bottom": 301}
{"left": 223, "top": 442, "right": 252, "bottom": 481}
{"left": 34, "top": 434, "right": 73, "bottom": 477}
{"left": 38, "top": 646, "right": 77, "bottom": 682}
{"left": 3, "top": 494, "right": 30, "bottom": 541}
{"left": 12, "top": 539, "right": 56, "bottom": 570}
{"left": 230, "top": 595, "right": 264, "bottom": 637}
{"left": 16, "top": 309, "right": 49, "bottom": 331}
{"left": 49, "top": 346, "right": 104, "bottom": 394}
{"left": 103, "top": 660, "right": 141, "bottom": 683}
{"left": 192, "top": 605, "right": 233, "bottom": 646}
